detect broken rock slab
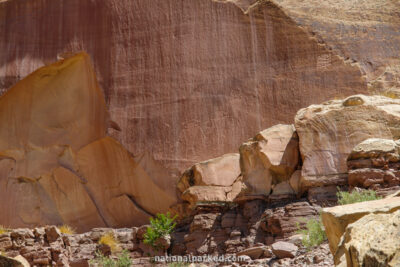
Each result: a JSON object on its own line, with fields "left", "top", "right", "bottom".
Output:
{"left": 321, "top": 196, "right": 400, "bottom": 255}
{"left": 335, "top": 210, "right": 400, "bottom": 267}
{"left": 271, "top": 241, "right": 298, "bottom": 259}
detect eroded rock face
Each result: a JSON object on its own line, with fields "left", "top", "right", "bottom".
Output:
{"left": 295, "top": 95, "right": 400, "bottom": 193}
{"left": 0, "top": 0, "right": 367, "bottom": 174}
{"left": 334, "top": 210, "right": 400, "bottom": 267}
{"left": 271, "top": 0, "right": 400, "bottom": 92}
{"left": 0, "top": 53, "right": 177, "bottom": 231}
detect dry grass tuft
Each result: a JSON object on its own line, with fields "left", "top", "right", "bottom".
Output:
{"left": 58, "top": 225, "right": 76, "bottom": 235}
{"left": 99, "top": 232, "right": 120, "bottom": 253}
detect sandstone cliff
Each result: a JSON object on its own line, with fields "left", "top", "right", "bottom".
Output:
{"left": 271, "top": 0, "right": 400, "bottom": 92}
{"left": 0, "top": 53, "right": 177, "bottom": 231}
{"left": 0, "top": 0, "right": 369, "bottom": 173}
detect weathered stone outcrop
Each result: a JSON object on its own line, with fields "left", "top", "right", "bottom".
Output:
{"left": 239, "top": 124, "right": 299, "bottom": 198}
{"left": 347, "top": 138, "right": 400, "bottom": 191}
{"left": 0, "top": 53, "right": 177, "bottom": 231}
{"left": 321, "top": 196, "right": 400, "bottom": 256}
{"left": 295, "top": 95, "right": 400, "bottom": 193}
{"left": 0, "top": 0, "right": 367, "bottom": 174}
{"left": 334, "top": 210, "right": 400, "bottom": 267}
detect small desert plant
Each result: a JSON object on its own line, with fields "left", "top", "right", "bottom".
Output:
{"left": 297, "top": 218, "right": 327, "bottom": 249}
{"left": 99, "top": 232, "right": 120, "bottom": 253}
{"left": 89, "top": 250, "right": 131, "bottom": 267}
{"left": 336, "top": 188, "right": 381, "bottom": 205}
{"left": 0, "top": 225, "right": 9, "bottom": 235}
{"left": 143, "top": 212, "right": 177, "bottom": 251}
{"left": 58, "top": 225, "right": 76, "bottom": 235}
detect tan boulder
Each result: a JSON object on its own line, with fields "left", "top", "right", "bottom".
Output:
{"left": 335, "top": 210, "right": 400, "bottom": 267}
{"left": 295, "top": 95, "right": 400, "bottom": 192}
{"left": 177, "top": 153, "right": 240, "bottom": 193}
{"left": 321, "top": 196, "right": 400, "bottom": 255}
{"left": 239, "top": 124, "right": 299, "bottom": 197}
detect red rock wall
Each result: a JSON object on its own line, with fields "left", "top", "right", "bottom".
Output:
{"left": 271, "top": 0, "right": 400, "bottom": 91}
{"left": 0, "top": 0, "right": 367, "bottom": 172}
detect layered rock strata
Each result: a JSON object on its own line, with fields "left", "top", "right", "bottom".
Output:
{"left": 347, "top": 138, "right": 400, "bottom": 191}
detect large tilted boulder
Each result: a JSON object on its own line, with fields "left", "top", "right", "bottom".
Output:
{"left": 177, "top": 153, "right": 243, "bottom": 208}
{"left": 177, "top": 153, "right": 241, "bottom": 192}
{"left": 0, "top": 53, "right": 177, "bottom": 231}
{"left": 321, "top": 197, "right": 400, "bottom": 256}
{"left": 295, "top": 95, "right": 400, "bottom": 193}
{"left": 347, "top": 138, "right": 400, "bottom": 191}
{"left": 239, "top": 124, "right": 299, "bottom": 198}
{"left": 334, "top": 210, "right": 400, "bottom": 267}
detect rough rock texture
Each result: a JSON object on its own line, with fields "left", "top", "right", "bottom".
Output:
{"left": 0, "top": 0, "right": 367, "bottom": 174}
{"left": 0, "top": 199, "right": 335, "bottom": 266}
{"left": 177, "top": 153, "right": 243, "bottom": 210}
{"left": 321, "top": 196, "right": 400, "bottom": 256}
{"left": 0, "top": 53, "right": 177, "bottom": 231}
{"left": 239, "top": 124, "right": 299, "bottom": 198}
{"left": 295, "top": 95, "right": 400, "bottom": 193}
{"left": 347, "top": 138, "right": 400, "bottom": 190}
{"left": 335, "top": 210, "right": 400, "bottom": 267}
{"left": 271, "top": 0, "right": 400, "bottom": 93}
{"left": 178, "top": 153, "right": 241, "bottom": 193}
{"left": 271, "top": 241, "right": 298, "bottom": 259}
{"left": 262, "top": 201, "right": 319, "bottom": 238}
{"left": 0, "top": 255, "right": 27, "bottom": 267}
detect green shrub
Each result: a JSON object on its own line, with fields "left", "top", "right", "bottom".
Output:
{"left": 143, "top": 212, "right": 177, "bottom": 251}
{"left": 336, "top": 188, "right": 381, "bottom": 205}
{"left": 297, "top": 218, "right": 327, "bottom": 249}
{"left": 89, "top": 250, "right": 131, "bottom": 267}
